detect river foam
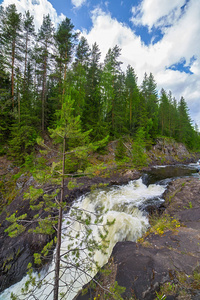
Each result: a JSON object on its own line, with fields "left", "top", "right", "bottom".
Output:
{"left": 0, "top": 178, "right": 166, "bottom": 300}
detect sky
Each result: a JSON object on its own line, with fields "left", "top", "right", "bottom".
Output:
{"left": 1, "top": 0, "right": 200, "bottom": 129}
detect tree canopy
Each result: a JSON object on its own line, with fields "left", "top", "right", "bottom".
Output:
{"left": 0, "top": 3, "right": 200, "bottom": 159}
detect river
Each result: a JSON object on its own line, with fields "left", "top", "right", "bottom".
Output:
{"left": 0, "top": 162, "right": 199, "bottom": 300}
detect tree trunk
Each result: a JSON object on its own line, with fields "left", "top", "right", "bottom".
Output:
{"left": 11, "top": 40, "right": 15, "bottom": 109}
{"left": 42, "top": 55, "right": 47, "bottom": 132}
{"left": 53, "top": 135, "right": 66, "bottom": 300}
{"left": 62, "top": 46, "right": 68, "bottom": 102}
{"left": 23, "top": 32, "right": 28, "bottom": 91}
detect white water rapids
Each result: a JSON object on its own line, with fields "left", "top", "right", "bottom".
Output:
{"left": 0, "top": 178, "right": 166, "bottom": 300}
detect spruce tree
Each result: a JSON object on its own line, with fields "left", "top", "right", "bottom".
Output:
{"left": 82, "top": 42, "right": 104, "bottom": 139}
{"left": 70, "top": 36, "right": 90, "bottom": 117}
{"left": 158, "top": 88, "right": 171, "bottom": 136}
{"left": 125, "top": 65, "right": 139, "bottom": 134}
{"left": 100, "top": 45, "right": 122, "bottom": 136}
{"left": 54, "top": 17, "right": 78, "bottom": 100}
{"left": 177, "top": 96, "right": 194, "bottom": 148}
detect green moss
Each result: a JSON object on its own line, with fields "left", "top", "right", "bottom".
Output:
{"left": 2, "top": 253, "right": 15, "bottom": 270}
{"left": 192, "top": 270, "right": 200, "bottom": 289}
{"left": 90, "top": 183, "right": 109, "bottom": 191}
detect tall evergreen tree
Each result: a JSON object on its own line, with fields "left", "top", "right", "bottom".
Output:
{"left": 37, "top": 14, "right": 55, "bottom": 131}
{"left": 82, "top": 42, "right": 103, "bottom": 139}
{"left": 1, "top": 4, "right": 22, "bottom": 109}
{"left": 141, "top": 72, "right": 158, "bottom": 139}
{"left": 71, "top": 36, "right": 90, "bottom": 117}
{"left": 125, "top": 65, "right": 140, "bottom": 134}
{"left": 0, "top": 58, "right": 11, "bottom": 149}
{"left": 22, "top": 10, "right": 35, "bottom": 92}
{"left": 100, "top": 45, "right": 122, "bottom": 136}
{"left": 158, "top": 88, "right": 171, "bottom": 136}
{"left": 54, "top": 17, "right": 78, "bottom": 100}
{"left": 177, "top": 96, "right": 194, "bottom": 148}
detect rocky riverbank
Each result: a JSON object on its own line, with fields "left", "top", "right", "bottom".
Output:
{"left": 0, "top": 138, "right": 199, "bottom": 296}
{"left": 112, "top": 177, "right": 200, "bottom": 300}
{"left": 77, "top": 177, "right": 200, "bottom": 300}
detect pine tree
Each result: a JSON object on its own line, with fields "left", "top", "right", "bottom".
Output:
{"left": 6, "top": 95, "right": 111, "bottom": 300}
{"left": 22, "top": 10, "right": 35, "bottom": 93}
{"left": 0, "top": 56, "right": 11, "bottom": 150}
{"left": 1, "top": 4, "right": 22, "bottom": 109}
{"left": 37, "top": 14, "right": 55, "bottom": 132}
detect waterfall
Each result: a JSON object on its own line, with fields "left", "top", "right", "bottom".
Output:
{"left": 0, "top": 178, "right": 166, "bottom": 300}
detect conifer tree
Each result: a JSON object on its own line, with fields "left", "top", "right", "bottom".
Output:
{"left": 54, "top": 17, "right": 78, "bottom": 100}
{"left": 82, "top": 42, "right": 104, "bottom": 139}
{"left": 37, "top": 14, "right": 55, "bottom": 132}
{"left": 70, "top": 36, "right": 90, "bottom": 117}
{"left": 177, "top": 96, "right": 194, "bottom": 148}
{"left": 158, "top": 88, "right": 170, "bottom": 136}
{"left": 0, "top": 56, "right": 11, "bottom": 149}
{"left": 100, "top": 45, "right": 122, "bottom": 136}
{"left": 1, "top": 4, "right": 22, "bottom": 109}
{"left": 141, "top": 72, "right": 158, "bottom": 139}
{"left": 125, "top": 65, "right": 140, "bottom": 134}
{"left": 22, "top": 10, "right": 35, "bottom": 93}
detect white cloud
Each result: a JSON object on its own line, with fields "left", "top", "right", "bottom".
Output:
{"left": 1, "top": 0, "right": 65, "bottom": 30}
{"left": 131, "top": 0, "right": 187, "bottom": 30}
{"left": 83, "top": 0, "right": 200, "bottom": 128}
{"left": 1, "top": 0, "right": 200, "bottom": 128}
{"left": 71, "top": 0, "right": 87, "bottom": 9}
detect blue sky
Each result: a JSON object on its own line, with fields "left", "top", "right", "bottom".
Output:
{"left": 1, "top": 0, "right": 200, "bottom": 129}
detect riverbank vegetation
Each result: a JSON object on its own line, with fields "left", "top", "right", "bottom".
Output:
{"left": 1, "top": 4, "right": 200, "bottom": 300}
{"left": 1, "top": 4, "right": 200, "bottom": 169}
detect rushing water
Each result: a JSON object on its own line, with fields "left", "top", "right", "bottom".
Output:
{"left": 0, "top": 162, "right": 199, "bottom": 300}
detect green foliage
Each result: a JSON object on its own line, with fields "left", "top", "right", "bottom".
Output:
{"left": 8, "top": 122, "right": 37, "bottom": 164}
{"left": 192, "top": 269, "right": 200, "bottom": 289}
{"left": 5, "top": 213, "right": 27, "bottom": 237}
{"left": 132, "top": 127, "right": 148, "bottom": 167}
{"left": 155, "top": 291, "right": 166, "bottom": 300}
{"left": 65, "top": 151, "right": 89, "bottom": 173}
{"left": 1, "top": 3, "right": 200, "bottom": 299}
{"left": 106, "top": 281, "right": 126, "bottom": 299}
{"left": 115, "top": 139, "right": 127, "bottom": 161}
{"left": 23, "top": 186, "right": 44, "bottom": 202}
{"left": 67, "top": 179, "right": 83, "bottom": 190}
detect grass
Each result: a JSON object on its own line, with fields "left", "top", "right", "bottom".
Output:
{"left": 149, "top": 213, "right": 181, "bottom": 236}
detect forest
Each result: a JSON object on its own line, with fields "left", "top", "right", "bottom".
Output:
{"left": 1, "top": 4, "right": 200, "bottom": 167}
{"left": 1, "top": 4, "right": 200, "bottom": 300}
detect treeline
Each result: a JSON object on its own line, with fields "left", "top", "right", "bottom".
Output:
{"left": 0, "top": 4, "right": 200, "bottom": 163}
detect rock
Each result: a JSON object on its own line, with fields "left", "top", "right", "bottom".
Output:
{"left": 148, "top": 138, "right": 199, "bottom": 166}
{"left": 110, "top": 178, "right": 200, "bottom": 299}
{"left": 77, "top": 177, "right": 200, "bottom": 300}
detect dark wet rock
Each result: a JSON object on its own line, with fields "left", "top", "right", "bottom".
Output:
{"left": 111, "top": 178, "right": 200, "bottom": 299}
